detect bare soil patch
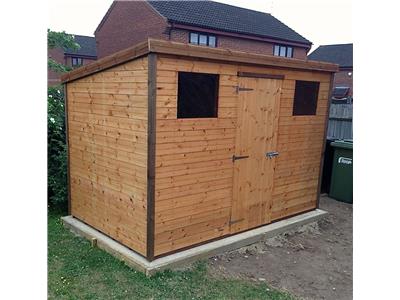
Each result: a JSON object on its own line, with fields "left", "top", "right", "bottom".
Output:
{"left": 208, "top": 196, "right": 353, "bottom": 300}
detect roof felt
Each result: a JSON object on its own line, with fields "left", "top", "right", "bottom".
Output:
{"left": 65, "top": 35, "right": 97, "bottom": 57}
{"left": 148, "top": 1, "right": 311, "bottom": 45}
{"left": 308, "top": 44, "right": 353, "bottom": 68}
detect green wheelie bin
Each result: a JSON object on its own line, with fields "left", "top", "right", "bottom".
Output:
{"left": 329, "top": 140, "right": 353, "bottom": 203}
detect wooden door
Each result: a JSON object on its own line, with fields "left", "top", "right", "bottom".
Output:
{"left": 230, "top": 76, "right": 282, "bottom": 234}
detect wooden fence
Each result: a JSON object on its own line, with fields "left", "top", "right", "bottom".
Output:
{"left": 327, "top": 103, "right": 353, "bottom": 140}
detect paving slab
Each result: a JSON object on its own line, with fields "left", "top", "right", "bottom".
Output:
{"left": 62, "top": 209, "right": 327, "bottom": 276}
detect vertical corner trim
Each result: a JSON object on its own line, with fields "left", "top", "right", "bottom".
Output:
{"left": 316, "top": 74, "right": 334, "bottom": 208}
{"left": 64, "top": 84, "right": 72, "bottom": 215}
{"left": 147, "top": 53, "right": 157, "bottom": 261}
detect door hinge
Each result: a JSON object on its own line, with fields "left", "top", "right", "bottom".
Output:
{"left": 229, "top": 218, "right": 244, "bottom": 225}
{"left": 236, "top": 86, "right": 254, "bottom": 93}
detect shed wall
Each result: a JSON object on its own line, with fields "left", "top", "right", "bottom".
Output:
{"left": 67, "top": 57, "right": 149, "bottom": 256}
{"left": 153, "top": 56, "right": 331, "bottom": 256}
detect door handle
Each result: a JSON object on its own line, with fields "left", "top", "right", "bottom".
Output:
{"left": 266, "top": 151, "right": 279, "bottom": 159}
{"left": 232, "top": 155, "right": 249, "bottom": 162}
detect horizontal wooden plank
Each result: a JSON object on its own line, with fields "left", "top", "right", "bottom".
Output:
{"left": 70, "top": 111, "right": 147, "bottom": 131}
{"left": 155, "top": 215, "right": 229, "bottom": 245}
{"left": 156, "top": 193, "right": 231, "bottom": 223}
{"left": 271, "top": 200, "right": 317, "bottom": 221}
{"left": 156, "top": 177, "right": 232, "bottom": 203}
{"left": 155, "top": 168, "right": 233, "bottom": 190}
{"left": 155, "top": 207, "right": 230, "bottom": 234}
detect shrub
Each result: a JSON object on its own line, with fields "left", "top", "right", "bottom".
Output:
{"left": 48, "top": 85, "right": 67, "bottom": 208}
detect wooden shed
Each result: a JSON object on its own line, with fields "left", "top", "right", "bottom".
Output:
{"left": 62, "top": 39, "right": 338, "bottom": 262}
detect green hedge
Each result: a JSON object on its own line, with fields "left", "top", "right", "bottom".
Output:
{"left": 48, "top": 85, "right": 67, "bottom": 208}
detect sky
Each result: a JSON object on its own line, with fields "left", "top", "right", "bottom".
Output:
{"left": 48, "top": 0, "right": 352, "bottom": 52}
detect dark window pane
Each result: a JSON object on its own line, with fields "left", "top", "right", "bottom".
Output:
{"left": 208, "top": 36, "right": 216, "bottom": 47}
{"left": 287, "top": 47, "right": 293, "bottom": 58}
{"left": 177, "top": 72, "right": 219, "bottom": 118}
{"left": 293, "top": 80, "right": 320, "bottom": 115}
{"left": 274, "top": 45, "right": 280, "bottom": 56}
{"left": 279, "top": 46, "right": 286, "bottom": 57}
{"left": 199, "top": 34, "right": 207, "bottom": 45}
{"left": 190, "top": 33, "right": 198, "bottom": 44}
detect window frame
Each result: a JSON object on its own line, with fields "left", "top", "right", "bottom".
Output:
{"left": 189, "top": 31, "right": 217, "bottom": 48}
{"left": 273, "top": 44, "right": 294, "bottom": 58}
{"left": 177, "top": 71, "right": 220, "bottom": 119}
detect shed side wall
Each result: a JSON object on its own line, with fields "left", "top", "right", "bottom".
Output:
{"left": 67, "top": 57, "right": 148, "bottom": 256}
{"left": 154, "top": 56, "right": 238, "bottom": 256}
{"left": 153, "top": 56, "right": 331, "bottom": 257}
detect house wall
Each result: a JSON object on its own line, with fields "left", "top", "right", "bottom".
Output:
{"left": 48, "top": 47, "right": 65, "bottom": 86}
{"left": 95, "top": 1, "right": 169, "bottom": 58}
{"left": 333, "top": 68, "right": 353, "bottom": 96}
{"left": 95, "top": 2, "right": 309, "bottom": 59}
{"left": 170, "top": 28, "right": 308, "bottom": 59}
{"left": 153, "top": 55, "right": 331, "bottom": 256}
{"left": 66, "top": 57, "right": 149, "bottom": 256}
{"left": 48, "top": 48, "right": 96, "bottom": 86}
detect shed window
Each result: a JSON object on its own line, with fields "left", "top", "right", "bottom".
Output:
{"left": 292, "top": 80, "right": 320, "bottom": 115}
{"left": 177, "top": 72, "right": 219, "bottom": 118}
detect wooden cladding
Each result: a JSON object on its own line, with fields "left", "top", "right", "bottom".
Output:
{"left": 67, "top": 58, "right": 149, "bottom": 257}
{"left": 66, "top": 50, "right": 335, "bottom": 261}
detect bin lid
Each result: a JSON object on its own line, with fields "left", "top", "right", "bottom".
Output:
{"left": 331, "top": 140, "right": 353, "bottom": 149}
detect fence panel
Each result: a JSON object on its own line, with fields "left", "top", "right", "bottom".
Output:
{"left": 327, "top": 103, "right": 353, "bottom": 140}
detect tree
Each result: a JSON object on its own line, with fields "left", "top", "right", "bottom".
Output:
{"left": 47, "top": 30, "right": 79, "bottom": 208}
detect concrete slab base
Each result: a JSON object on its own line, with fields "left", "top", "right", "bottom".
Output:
{"left": 62, "top": 209, "right": 327, "bottom": 276}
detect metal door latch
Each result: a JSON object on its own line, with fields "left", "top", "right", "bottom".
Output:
{"left": 232, "top": 155, "right": 249, "bottom": 162}
{"left": 266, "top": 151, "right": 279, "bottom": 159}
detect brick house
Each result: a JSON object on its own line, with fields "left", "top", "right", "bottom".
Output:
{"left": 308, "top": 44, "right": 353, "bottom": 101}
{"left": 95, "top": 0, "right": 312, "bottom": 59}
{"left": 48, "top": 35, "right": 97, "bottom": 86}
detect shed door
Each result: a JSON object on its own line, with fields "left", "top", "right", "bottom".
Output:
{"left": 230, "top": 76, "right": 282, "bottom": 234}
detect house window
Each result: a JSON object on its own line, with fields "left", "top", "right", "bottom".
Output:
{"left": 189, "top": 32, "right": 217, "bottom": 48}
{"left": 292, "top": 80, "right": 320, "bottom": 116}
{"left": 332, "top": 87, "right": 350, "bottom": 100}
{"left": 71, "top": 57, "right": 83, "bottom": 67}
{"left": 274, "top": 45, "right": 294, "bottom": 58}
{"left": 177, "top": 72, "right": 219, "bottom": 118}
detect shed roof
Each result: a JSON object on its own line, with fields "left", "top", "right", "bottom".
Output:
{"left": 308, "top": 44, "right": 352, "bottom": 68}
{"left": 147, "top": 1, "right": 311, "bottom": 46}
{"left": 61, "top": 39, "right": 338, "bottom": 83}
{"left": 64, "top": 35, "right": 97, "bottom": 58}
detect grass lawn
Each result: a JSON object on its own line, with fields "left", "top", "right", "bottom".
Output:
{"left": 48, "top": 209, "right": 295, "bottom": 300}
